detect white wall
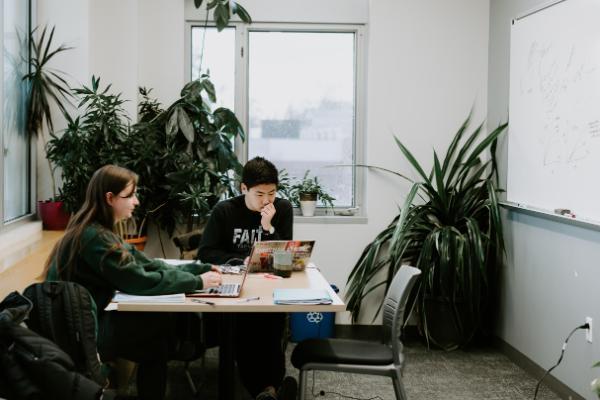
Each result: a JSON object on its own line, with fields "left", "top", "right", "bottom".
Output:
{"left": 89, "top": 0, "right": 139, "bottom": 118}
{"left": 489, "top": 0, "right": 600, "bottom": 398}
{"left": 138, "top": 0, "right": 185, "bottom": 106}
{"left": 36, "top": 0, "right": 90, "bottom": 201}
{"left": 38, "top": 0, "right": 491, "bottom": 325}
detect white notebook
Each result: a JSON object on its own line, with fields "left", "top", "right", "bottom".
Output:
{"left": 112, "top": 292, "right": 186, "bottom": 303}
{"left": 273, "top": 288, "right": 332, "bottom": 305}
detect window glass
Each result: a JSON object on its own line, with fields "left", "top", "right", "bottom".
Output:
{"left": 191, "top": 26, "right": 235, "bottom": 110}
{"left": 247, "top": 31, "right": 355, "bottom": 207}
{"left": 3, "top": 0, "right": 30, "bottom": 222}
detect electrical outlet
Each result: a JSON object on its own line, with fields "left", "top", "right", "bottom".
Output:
{"left": 586, "top": 317, "right": 593, "bottom": 343}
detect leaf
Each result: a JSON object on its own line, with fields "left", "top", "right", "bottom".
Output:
{"left": 167, "top": 108, "right": 179, "bottom": 136}
{"left": 194, "top": 0, "right": 204, "bottom": 8}
{"left": 213, "top": 3, "right": 230, "bottom": 31}
{"left": 178, "top": 109, "right": 195, "bottom": 142}
{"left": 232, "top": 2, "right": 252, "bottom": 23}
{"left": 202, "top": 78, "right": 217, "bottom": 103}
{"left": 393, "top": 136, "right": 430, "bottom": 184}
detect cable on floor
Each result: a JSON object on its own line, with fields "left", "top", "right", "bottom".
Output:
{"left": 311, "top": 371, "right": 384, "bottom": 400}
{"left": 533, "top": 322, "right": 589, "bottom": 399}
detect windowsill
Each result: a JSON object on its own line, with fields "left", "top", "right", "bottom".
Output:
{"left": 0, "top": 221, "right": 62, "bottom": 274}
{"left": 294, "top": 215, "right": 368, "bottom": 224}
{"left": 0, "top": 220, "right": 43, "bottom": 256}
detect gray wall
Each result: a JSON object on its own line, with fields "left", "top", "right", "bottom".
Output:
{"left": 489, "top": 1, "right": 600, "bottom": 398}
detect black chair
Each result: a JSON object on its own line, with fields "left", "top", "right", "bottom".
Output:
{"left": 172, "top": 230, "right": 202, "bottom": 260}
{"left": 291, "top": 265, "right": 421, "bottom": 400}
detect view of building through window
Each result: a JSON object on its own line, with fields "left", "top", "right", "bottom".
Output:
{"left": 248, "top": 31, "right": 355, "bottom": 207}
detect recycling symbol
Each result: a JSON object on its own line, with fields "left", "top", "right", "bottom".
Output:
{"left": 306, "top": 312, "right": 323, "bottom": 324}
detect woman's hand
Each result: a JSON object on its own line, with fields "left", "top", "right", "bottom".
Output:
{"left": 211, "top": 265, "right": 222, "bottom": 273}
{"left": 201, "top": 271, "right": 222, "bottom": 288}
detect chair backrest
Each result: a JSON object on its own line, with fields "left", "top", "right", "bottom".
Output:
{"left": 381, "top": 265, "right": 421, "bottom": 363}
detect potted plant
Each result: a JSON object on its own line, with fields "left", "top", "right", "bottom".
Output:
{"left": 128, "top": 77, "right": 245, "bottom": 242}
{"left": 345, "top": 114, "right": 508, "bottom": 350}
{"left": 288, "top": 170, "right": 335, "bottom": 216}
{"left": 23, "top": 26, "right": 73, "bottom": 229}
{"left": 46, "top": 76, "right": 129, "bottom": 215}
{"left": 48, "top": 76, "right": 245, "bottom": 251}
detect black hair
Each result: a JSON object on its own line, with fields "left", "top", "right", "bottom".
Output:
{"left": 241, "top": 156, "right": 279, "bottom": 188}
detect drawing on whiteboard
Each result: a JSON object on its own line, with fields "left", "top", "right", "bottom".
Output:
{"left": 520, "top": 40, "right": 600, "bottom": 170}
{"left": 508, "top": 0, "right": 600, "bottom": 224}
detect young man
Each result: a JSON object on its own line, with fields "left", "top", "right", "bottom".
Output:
{"left": 197, "top": 157, "right": 296, "bottom": 400}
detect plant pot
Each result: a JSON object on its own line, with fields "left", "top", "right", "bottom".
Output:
{"left": 299, "top": 193, "right": 318, "bottom": 216}
{"left": 421, "top": 296, "right": 476, "bottom": 350}
{"left": 37, "top": 200, "right": 70, "bottom": 230}
{"left": 125, "top": 236, "right": 148, "bottom": 251}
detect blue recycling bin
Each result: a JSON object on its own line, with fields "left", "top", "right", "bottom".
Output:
{"left": 290, "top": 284, "right": 339, "bottom": 342}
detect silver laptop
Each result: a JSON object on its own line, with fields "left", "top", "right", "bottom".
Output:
{"left": 187, "top": 265, "right": 248, "bottom": 298}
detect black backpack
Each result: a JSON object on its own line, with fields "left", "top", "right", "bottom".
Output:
{"left": 0, "top": 291, "right": 115, "bottom": 400}
{"left": 22, "top": 281, "right": 106, "bottom": 387}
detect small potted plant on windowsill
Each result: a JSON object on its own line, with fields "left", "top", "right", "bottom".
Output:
{"left": 289, "top": 170, "right": 335, "bottom": 217}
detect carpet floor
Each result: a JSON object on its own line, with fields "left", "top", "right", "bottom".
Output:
{"left": 121, "top": 341, "right": 560, "bottom": 400}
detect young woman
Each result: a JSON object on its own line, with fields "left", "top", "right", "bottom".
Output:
{"left": 42, "top": 164, "right": 222, "bottom": 400}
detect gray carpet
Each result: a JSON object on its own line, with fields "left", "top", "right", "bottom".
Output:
{"left": 122, "top": 341, "right": 560, "bottom": 400}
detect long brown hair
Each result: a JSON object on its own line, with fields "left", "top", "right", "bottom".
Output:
{"left": 42, "top": 165, "right": 139, "bottom": 280}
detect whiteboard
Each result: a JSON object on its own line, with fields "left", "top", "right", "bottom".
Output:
{"left": 508, "top": 0, "right": 600, "bottom": 223}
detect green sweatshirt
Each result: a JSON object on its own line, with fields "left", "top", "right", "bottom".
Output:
{"left": 47, "top": 223, "right": 211, "bottom": 312}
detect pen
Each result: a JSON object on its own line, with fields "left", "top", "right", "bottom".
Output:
{"left": 190, "top": 299, "right": 215, "bottom": 305}
{"left": 236, "top": 296, "right": 260, "bottom": 303}
{"left": 264, "top": 274, "right": 283, "bottom": 280}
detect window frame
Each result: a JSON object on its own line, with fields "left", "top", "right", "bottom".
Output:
{"left": 186, "top": 21, "right": 366, "bottom": 216}
{"left": 0, "top": 0, "right": 36, "bottom": 232}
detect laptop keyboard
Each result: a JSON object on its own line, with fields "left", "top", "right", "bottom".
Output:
{"left": 208, "top": 283, "right": 240, "bottom": 295}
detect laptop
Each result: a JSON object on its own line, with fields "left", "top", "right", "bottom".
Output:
{"left": 186, "top": 264, "right": 249, "bottom": 298}
{"left": 247, "top": 240, "right": 315, "bottom": 273}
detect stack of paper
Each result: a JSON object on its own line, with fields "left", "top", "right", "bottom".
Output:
{"left": 112, "top": 292, "right": 186, "bottom": 303}
{"left": 273, "top": 289, "right": 332, "bottom": 305}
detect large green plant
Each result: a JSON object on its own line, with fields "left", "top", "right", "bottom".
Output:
{"left": 127, "top": 75, "right": 245, "bottom": 237}
{"left": 346, "top": 115, "right": 508, "bottom": 349}
{"left": 46, "top": 76, "right": 129, "bottom": 213}
{"left": 23, "top": 25, "right": 72, "bottom": 198}
{"left": 47, "top": 75, "right": 245, "bottom": 240}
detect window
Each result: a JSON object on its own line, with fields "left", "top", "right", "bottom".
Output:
{"left": 1, "top": 0, "right": 31, "bottom": 226}
{"left": 190, "top": 26, "right": 235, "bottom": 110}
{"left": 189, "top": 23, "right": 364, "bottom": 210}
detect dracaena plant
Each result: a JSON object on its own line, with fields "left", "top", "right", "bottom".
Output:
{"left": 46, "top": 76, "right": 129, "bottom": 214}
{"left": 346, "top": 114, "right": 508, "bottom": 350}
{"left": 23, "top": 25, "right": 73, "bottom": 199}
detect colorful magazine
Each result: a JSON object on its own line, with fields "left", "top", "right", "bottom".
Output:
{"left": 248, "top": 240, "right": 315, "bottom": 272}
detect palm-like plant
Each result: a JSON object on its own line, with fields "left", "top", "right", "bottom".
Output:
{"left": 23, "top": 25, "right": 72, "bottom": 198}
{"left": 346, "top": 115, "right": 508, "bottom": 350}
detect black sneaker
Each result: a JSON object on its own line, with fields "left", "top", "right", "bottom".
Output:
{"left": 277, "top": 376, "right": 298, "bottom": 400}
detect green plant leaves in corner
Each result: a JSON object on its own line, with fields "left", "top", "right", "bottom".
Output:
{"left": 345, "top": 114, "right": 508, "bottom": 349}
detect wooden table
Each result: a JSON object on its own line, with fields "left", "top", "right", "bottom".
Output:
{"left": 116, "top": 267, "right": 345, "bottom": 399}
